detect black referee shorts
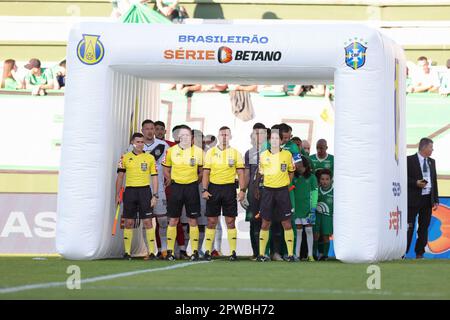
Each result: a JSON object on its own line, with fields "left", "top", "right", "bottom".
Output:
{"left": 260, "top": 186, "right": 292, "bottom": 222}
{"left": 206, "top": 183, "right": 238, "bottom": 217}
{"left": 167, "top": 182, "right": 201, "bottom": 219}
{"left": 123, "top": 186, "right": 153, "bottom": 220}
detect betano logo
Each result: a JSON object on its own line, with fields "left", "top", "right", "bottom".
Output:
{"left": 218, "top": 46, "right": 233, "bottom": 63}
{"left": 77, "top": 34, "right": 105, "bottom": 65}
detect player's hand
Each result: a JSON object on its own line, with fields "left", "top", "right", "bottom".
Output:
{"left": 416, "top": 180, "right": 427, "bottom": 188}
{"left": 164, "top": 179, "right": 171, "bottom": 187}
{"left": 237, "top": 190, "right": 245, "bottom": 202}
{"left": 115, "top": 195, "right": 121, "bottom": 205}
{"left": 151, "top": 196, "right": 157, "bottom": 208}
{"left": 202, "top": 191, "right": 212, "bottom": 200}
{"left": 433, "top": 203, "right": 439, "bottom": 211}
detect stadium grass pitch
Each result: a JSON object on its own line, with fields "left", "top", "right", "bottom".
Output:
{"left": 0, "top": 257, "right": 449, "bottom": 300}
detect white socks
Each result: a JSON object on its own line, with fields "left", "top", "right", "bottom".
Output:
{"left": 296, "top": 228, "right": 302, "bottom": 257}
{"left": 305, "top": 226, "right": 314, "bottom": 257}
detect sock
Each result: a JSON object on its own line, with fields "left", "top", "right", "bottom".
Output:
{"left": 305, "top": 227, "right": 314, "bottom": 257}
{"left": 167, "top": 225, "right": 177, "bottom": 252}
{"left": 157, "top": 216, "right": 168, "bottom": 251}
{"left": 323, "top": 241, "right": 330, "bottom": 257}
{"left": 205, "top": 227, "right": 216, "bottom": 253}
{"left": 123, "top": 229, "right": 133, "bottom": 255}
{"left": 259, "top": 229, "right": 269, "bottom": 256}
{"left": 190, "top": 225, "right": 200, "bottom": 252}
{"left": 145, "top": 228, "right": 156, "bottom": 255}
{"left": 227, "top": 228, "right": 237, "bottom": 254}
{"left": 284, "top": 228, "right": 294, "bottom": 257}
{"left": 295, "top": 228, "right": 303, "bottom": 257}
{"left": 214, "top": 220, "right": 223, "bottom": 252}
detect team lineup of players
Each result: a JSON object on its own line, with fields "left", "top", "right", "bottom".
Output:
{"left": 116, "top": 120, "right": 334, "bottom": 262}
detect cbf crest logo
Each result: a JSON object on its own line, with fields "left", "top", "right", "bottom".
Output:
{"left": 77, "top": 34, "right": 105, "bottom": 65}
{"left": 344, "top": 38, "right": 368, "bottom": 70}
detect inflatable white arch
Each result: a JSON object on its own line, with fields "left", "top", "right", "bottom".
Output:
{"left": 57, "top": 22, "right": 407, "bottom": 263}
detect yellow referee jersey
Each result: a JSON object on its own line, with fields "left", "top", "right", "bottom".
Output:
{"left": 259, "top": 149, "right": 294, "bottom": 188}
{"left": 162, "top": 144, "right": 204, "bottom": 184}
{"left": 204, "top": 146, "right": 245, "bottom": 185}
{"left": 117, "top": 151, "right": 158, "bottom": 187}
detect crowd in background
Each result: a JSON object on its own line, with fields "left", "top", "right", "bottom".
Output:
{"left": 1, "top": 58, "right": 66, "bottom": 95}
{"left": 2, "top": 56, "right": 449, "bottom": 96}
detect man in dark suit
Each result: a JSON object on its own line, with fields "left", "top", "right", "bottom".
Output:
{"left": 407, "top": 137, "right": 439, "bottom": 259}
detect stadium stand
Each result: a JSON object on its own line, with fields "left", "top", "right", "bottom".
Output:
{"left": 0, "top": 1, "right": 450, "bottom": 63}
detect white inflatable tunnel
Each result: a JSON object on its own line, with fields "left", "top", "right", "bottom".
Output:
{"left": 57, "top": 22, "right": 407, "bottom": 263}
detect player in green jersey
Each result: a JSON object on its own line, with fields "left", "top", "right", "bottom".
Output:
{"left": 310, "top": 139, "right": 334, "bottom": 175}
{"left": 313, "top": 169, "right": 334, "bottom": 261}
{"left": 290, "top": 154, "right": 318, "bottom": 261}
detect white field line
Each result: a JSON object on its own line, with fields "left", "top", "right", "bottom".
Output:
{"left": 0, "top": 261, "right": 210, "bottom": 295}
{"left": 83, "top": 285, "right": 447, "bottom": 298}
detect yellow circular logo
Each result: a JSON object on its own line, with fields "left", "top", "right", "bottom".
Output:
{"left": 77, "top": 34, "right": 105, "bottom": 65}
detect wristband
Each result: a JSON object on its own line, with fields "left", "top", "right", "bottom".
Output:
{"left": 202, "top": 188, "right": 209, "bottom": 193}
{"left": 153, "top": 193, "right": 159, "bottom": 199}
{"left": 240, "top": 188, "right": 247, "bottom": 193}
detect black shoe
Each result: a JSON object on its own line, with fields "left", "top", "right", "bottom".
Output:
{"left": 204, "top": 251, "right": 212, "bottom": 261}
{"left": 286, "top": 255, "right": 295, "bottom": 262}
{"left": 318, "top": 256, "right": 329, "bottom": 261}
{"left": 166, "top": 250, "right": 175, "bottom": 261}
{"left": 147, "top": 253, "right": 156, "bottom": 261}
{"left": 123, "top": 253, "right": 132, "bottom": 261}
{"left": 179, "top": 250, "right": 189, "bottom": 260}
{"left": 156, "top": 251, "right": 163, "bottom": 260}
{"left": 190, "top": 250, "right": 200, "bottom": 261}
{"left": 256, "top": 255, "right": 269, "bottom": 262}
{"left": 229, "top": 251, "right": 237, "bottom": 261}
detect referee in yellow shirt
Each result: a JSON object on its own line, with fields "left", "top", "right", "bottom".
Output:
{"left": 257, "top": 129, "right": 296, "bottom": 262}
{"left": 116, "top": 133, "right": 159, "bottom": 260}
{"left": 162, "top": 125, "right": 204, "bottom": 261}
{"left": 202, "top": 127, "right": 246, "bottom": 261}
